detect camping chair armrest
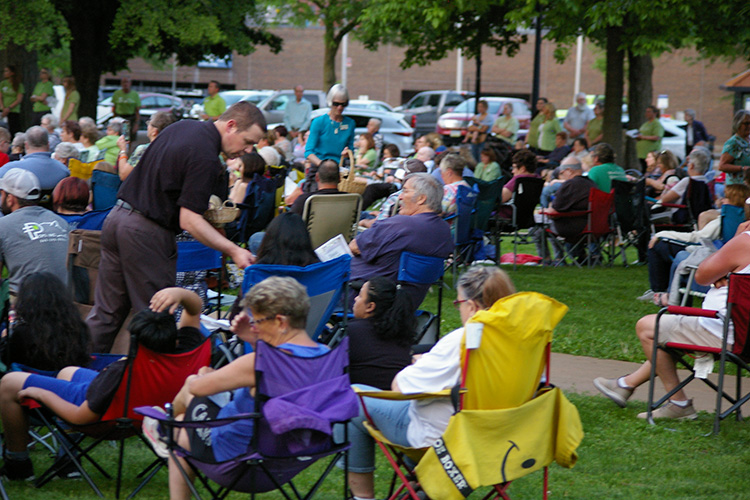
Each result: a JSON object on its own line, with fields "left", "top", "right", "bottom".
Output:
{"left": 657, "top": 238, "right": 697, "bottom": 247}
{"left": 659, "top": 202, "right": 686, "bottom": 209}
{"left": 134, "top": 406, "right": 257, "bottom": 429}
{"left": 541, "top": 210, "right": 589, "bottom": 219}
{"left": 354, "top": 388, "right": 459, "bottom": 401}
{"left": 20, "top": 397, "right": 42, "bottom": 410}
{"left": 664, "top": 306, "right": 719, "bottom": 318}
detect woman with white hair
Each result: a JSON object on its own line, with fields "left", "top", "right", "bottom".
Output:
{"left": 303, "top": 84, "right": 355, "bottom": 192}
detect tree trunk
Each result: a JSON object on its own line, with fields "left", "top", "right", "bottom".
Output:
{"left": 602, "top": 26, "right": 625, "bottom": 163}
{"left": 323, "top": 24, "right": 339, "bottom": 90}
{"left": 625, "top": 52, "right": 653, "bottom": 170}
{"left": 0, "top": 44, "right": 38, "bottom": 131}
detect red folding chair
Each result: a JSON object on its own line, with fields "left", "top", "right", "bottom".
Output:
{"left": 25, "top": 334, "right": 212, "bottom": 498}
{"left": 647, "top": 272, "right": 750, "bottom": 434}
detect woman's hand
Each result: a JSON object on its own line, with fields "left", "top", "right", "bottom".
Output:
{"left": 17, "top": 386, "right": 44, "bottom": 402}
{"left": 117, "top": 135, "right": 128, "bottom": 152}
{"left": 231, "top": 310, "right": 257, "bottom": 343}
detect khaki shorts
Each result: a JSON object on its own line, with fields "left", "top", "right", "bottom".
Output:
{"left": 657, "top": 315, "right": 730, "bottom": 350}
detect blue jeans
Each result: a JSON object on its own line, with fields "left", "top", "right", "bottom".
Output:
{"left": 335, "top": 384, "right": 412, "bottom": 473}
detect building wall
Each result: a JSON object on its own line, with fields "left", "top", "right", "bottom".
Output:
{"left": 105, "top": 27, "right": 744, "bottom": 143}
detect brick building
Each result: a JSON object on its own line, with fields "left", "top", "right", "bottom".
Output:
{"left": 104, "top": 27, "right": 746, "bottom": 144}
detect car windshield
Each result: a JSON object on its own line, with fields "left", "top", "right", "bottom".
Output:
{"left": 453, "top": 99, "right": 503, "bottom": 115}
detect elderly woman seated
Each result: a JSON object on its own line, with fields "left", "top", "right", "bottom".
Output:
{"left": 341, "top": 266, "right": 516, "bottom": 500}
{"left": 142, "top": 276, "right": 329, "bottom": 500}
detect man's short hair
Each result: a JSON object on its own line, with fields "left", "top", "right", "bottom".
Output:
{"left": 0, "top": 127, "right": 11, "bottom": 143}
{"left": 367, "top": 118, "right": 381, "bottom": 129}
{"left": 218, "top": 101, "right": 267, "bottom": 133}
{"left": 62, "top": 120, "right": 81, "bottom": 141}
{"left": 555, "top": 131, "right": 568, "bottom": 142}
{"left": 684, "top": 108, "right": 696, "bottom": 119}
{"left": 560, "top": 156, "right": 582, "bottom": 171}
{"left": 149, "top": 110, "right": 177, "bottom": 133}
{"left": 440, "top": 152, "right": 465, "bottom": 176}
{"left": 405, "top": 172, "right": 442, "bottom": 213}
{"left": 512, "top": 149, "right": 537, "bottom": 173}
{"left": 54, "top": 142, "right": 80, "bottom": 162}
{"left": 209, "top": 80, "right": 220, "bottom": 88}
{"left": 317, "top": 160, "right": 340, "bottom": 184}
{"left": 81, "top": 124, "right": 99, "bottom": 144}
{"left": 79, "top": 116, "right": 95, "bottom": 128}
{"left": 688, "top": 147, "right": 710, "bottom": 174}
{"left": 591, "top": 143, "right": 615, "bottom": 164}
{"left": 24, "top": 126, "right": 49, "bottom": 150}
{"left": 41, "top": 113, "right": 58, "bottom": 129}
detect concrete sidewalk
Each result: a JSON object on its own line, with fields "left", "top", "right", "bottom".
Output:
{"left": 550, "top": 352, "right": 727, "bottom": 413}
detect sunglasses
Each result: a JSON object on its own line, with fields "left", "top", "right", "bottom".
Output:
{"left": 331, "top": 101, "right": 348, "bottom": 108}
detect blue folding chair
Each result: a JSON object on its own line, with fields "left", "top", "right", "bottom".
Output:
{"left": 176, "top": 240, "right": 229, "bottom": 316}
{"left": 59, "top": 209, "right": 111, "bottom": 231}
{"left": 91, "top": 170, "right": 122, "bottom": 211}
{"left": 242, "top": 254, "right": 352, "bottom": 344}
{"left": 398, "top": 251, "right": 445, "bottom": 345}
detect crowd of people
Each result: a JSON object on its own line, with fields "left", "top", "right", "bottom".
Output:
{"left": 0, "top": 69, "right": 743, "bottom": 499}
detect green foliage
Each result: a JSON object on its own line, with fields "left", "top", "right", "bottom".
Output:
{"left": 358, "top": 0, "right": 527, "bottom": 69}
{"left": 0, "top": 0, "right": 69, "bottom": 52}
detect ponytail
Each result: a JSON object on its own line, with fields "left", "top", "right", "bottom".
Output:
{"left": 366, "top": 277, "right": 417, "bottom": 347}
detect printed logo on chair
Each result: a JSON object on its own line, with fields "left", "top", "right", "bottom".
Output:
{"left": 432, "top": 438, "right": 473, "bottom": 497}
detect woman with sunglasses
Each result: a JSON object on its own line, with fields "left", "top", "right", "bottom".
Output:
{"left": 303, "top": 84, "right": 355, "bottom": 192}
{"left": 718, "top": 109, "right": 750, "bottom": 187}
{"left": 145, "top": 276, "right": 329, "bottom": 500}
{"left": 342, "top": 266, "right": 516, "bottom": 500}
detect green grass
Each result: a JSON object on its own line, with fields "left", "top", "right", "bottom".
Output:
{"left": 5, "top": 258, "right": 749, "bottom": 498}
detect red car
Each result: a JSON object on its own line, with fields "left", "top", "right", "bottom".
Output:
{"left": 436, "top": 97, "right": 531, "bottom": 145}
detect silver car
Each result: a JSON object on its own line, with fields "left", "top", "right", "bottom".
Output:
{"left": 310, "top": 107, "right": 415, "bottom": 156}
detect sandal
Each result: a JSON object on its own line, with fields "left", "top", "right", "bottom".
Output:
{"left": 652, "top": 292, "right": 669, "bottom": 307}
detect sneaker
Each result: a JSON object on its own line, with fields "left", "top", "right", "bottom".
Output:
{"left": 0, "top": 457, "right": 35, "bottom": 481}
{"left": 593, "top": 377, "right": 633, "bottom": 408}
{"left": 636, "top": 289, "right": 655, "bottom": 302}
{"left": 637, "top": 400, "right": 698, "bottom": 420}
{"left": 142, "top": 407, "right": 169, "bottom": 459}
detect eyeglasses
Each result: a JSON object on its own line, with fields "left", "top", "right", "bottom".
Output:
{"left": 331, "top": 101, "right": 348, "bottom": 108}
{"left": 247, "top": 315, "right": 275, "bottom": 328}
{"left": 453, "top": 299, "right": 469, "bottom": 309}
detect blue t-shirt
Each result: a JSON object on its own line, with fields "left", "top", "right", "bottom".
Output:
{"left": 212, "top": 342, "right": 330, "bottom": 461}
{"left": 305, "top": 114, "right": 355, "bottom": 163}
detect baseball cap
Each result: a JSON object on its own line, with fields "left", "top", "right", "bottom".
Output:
{"left": 0, "top": 168, "right": 41, "bottom": 200}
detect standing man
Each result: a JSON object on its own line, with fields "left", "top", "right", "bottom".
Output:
{"left": 111, "top": 76, "right": 141, "bottom": 142}
{"left": 86, "top": 102, "right": 266, "bottom": 352}
{"left": 564, "top": 92, "right": 594, "bottom": 141}
{"left": 284, "top": 85, "right": 312, "bottom": 139}
{"left": 684, "top": 109, "right": 709, "bottom": 157}
{"left": 200, "top": 80, "right": 226, "bottom": 121}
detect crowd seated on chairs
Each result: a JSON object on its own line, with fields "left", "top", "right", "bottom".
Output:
{"left": 649, "top": 147, "right": 712, "bottom": 225}
{"left": 496, "top": 149, "right": 540, "bottom": 220}
{"left": 0, "top": 287, "right": 205, "bottom": 481}
{"left": 141, "top": 277, "right": 333, "bottom": 500}
{"left": 595, "top": 227, "right": 750, "bottom": 420}
{"left": 340, "top": 266, "right": 517, "bottom": 500}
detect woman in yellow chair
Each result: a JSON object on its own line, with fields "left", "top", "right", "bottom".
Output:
{"left": 343, "top": 266, "right": 516, "bottom": 500}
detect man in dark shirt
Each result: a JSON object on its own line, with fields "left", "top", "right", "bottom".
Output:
{"left": 290, "top": 159, "right": 341, "bottom": 215}
{"left": 87, "top": 102, "right": 266, "bottom": 352}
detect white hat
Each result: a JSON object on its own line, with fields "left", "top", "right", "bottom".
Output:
{"left": 0, "top": 168, "right": 41, "bottom": 200}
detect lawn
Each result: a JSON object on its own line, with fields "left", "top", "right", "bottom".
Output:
{"left": 4, "top": 261, "right": 749, "bottom": 499}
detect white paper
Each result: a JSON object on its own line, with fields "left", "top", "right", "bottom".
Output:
{"left": 465, "top": 322, "right": 484, "bottom": 350}
{"left": 315, "top": 234, "right": 353, "bottom": 262}
{"left": 625, "top": 129, "right": 639, "bottom": 139}
{"left": 284, "top": 176, "right": 298, "bottom": 197}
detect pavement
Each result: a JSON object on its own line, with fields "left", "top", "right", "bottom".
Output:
{"left": 551, "top": 352, "right": 725, "bottom": 412}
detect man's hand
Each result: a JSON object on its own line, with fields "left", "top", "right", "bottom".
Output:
{"left": 648, "top": 236, "right": 659, "bottom": 249}
{"left": 231, "top": 247, "right": 255, "bottom": 269}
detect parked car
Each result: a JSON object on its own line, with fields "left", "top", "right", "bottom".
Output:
{"left": 309, "top": 107, "right": 415, "bottom": 156}
{"left": 189, "top": 90, "right": 273, "bottom": 119}
{"left": 97, "top": 92, "right": 185, "bottom": 129}
{"left": 257, "top": 89, "right": 327, "bottom": 126}
{"left": 436, "top": 97, "right": 531, "bottom": 146}
{"left": 348, "top": 99, "right": 398, "bottom": 114}
{"left": 394, "top": 90, "right": 474, "bottom": 137}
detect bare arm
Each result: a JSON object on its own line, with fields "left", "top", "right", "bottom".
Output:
{"left": 349, "top": 238, "right": 360, "bottom": 256}
{"left": 17, "top": 387, "right": 100, "bottom": 425}
{"left": 188, "top": 353, "right": 256, "bottom": 397}
{"left": 501, "top": 186, "right": 513, "bottom": 203}
{"left": 718, "top": 152, "right": 745, "bottom": 175}
{"left": 8, "top": 91, "right": 23, "bottom": 111}
{"left": 179, "top": 207, "right": 255, "bottom": 268}
{"left": 659, "top": 188, "right": 680, "bottom": 204}
{"left": 150, "top": 287, "right": 202, "bottom": 330}
{"left": 695, "top": 231, "right": 750, "bottom": 286}
{"left": 61, "top": 100, "right": 76, "bottom": 122}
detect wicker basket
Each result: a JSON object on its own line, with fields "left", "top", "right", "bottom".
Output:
{"left": 204, "top": 199, "right": 240, "bottom": 227}
{"left": 337, "top": 150, "right": 367, "bottom": 195}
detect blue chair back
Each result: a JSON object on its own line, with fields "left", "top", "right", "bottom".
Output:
{"left": 59, "top": 209, "right": 112, "bottom": 231}
{"left": 241, "top": 254, "right": 352, "bottom": 341}
{"left": 455, "top": 185, "right": 478, "bottom": 246}
{"left": 177, "top": 240, "right": 222, "bottom": 273}
{"left": 398, "top": 251, "right": 444, "bottom": 344}
{"left": 720, "top": 204, "right": 745, "bottom": 243}
{"left": 91, "top": 170, "right": 122, "bottom": 211}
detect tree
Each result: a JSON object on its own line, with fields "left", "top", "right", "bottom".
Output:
{"left": 0, "top": 0, "right": 282, "bottom": 122}
{"left": 358, "top": 0, "right": 526, "bottom": 107}
{"left": 263, "top": 0, "right": 367, "bottom": 89}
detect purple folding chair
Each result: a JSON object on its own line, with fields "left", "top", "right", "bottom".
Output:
{"left": 136, "top": 337, "right": 358, "bottom": 500}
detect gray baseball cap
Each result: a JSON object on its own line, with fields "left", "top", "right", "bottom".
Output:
{"left": 0, "top": 168, "right": 41, "bottom": 200}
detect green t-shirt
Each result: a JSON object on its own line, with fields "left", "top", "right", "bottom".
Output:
{"left": 357, "top": 148, "right": 378, "bottom": 170}
{"left": 493, "top": 115, "right": 519, "bottom": 145}
{"left": 203, "top": 94, "right": 226, "bottom": 119}
{"left": 63, "top": 90, "right": 80, "bottom": 121}
{"left": 474, "top": 161, "right": 501, "bottom": 182}
{"left": 32, "top": 81, "right": 55, "bottom": 112}
{"left": 527, "top": 113, "right": 545, "bottom": 148}
{"left": 587, "top": 162, "right": 627, "bottom": 193}
{"left": 636, "top": 119, "right": 664, "bottom": 159}
{"left": 586, "top": 116, "right": 603, "bottom": 145}
{"left": 95, "top": 134, "right": 120, "bottom": 164}
{"left": 112, "top": 89, "right": 141, "bottom": 116}
{"left": 0, "top": 80, "right": 25, "bottom": 113}
{"left": 539, "top": 118, "right": 563, "bottom": 152}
